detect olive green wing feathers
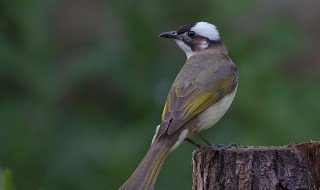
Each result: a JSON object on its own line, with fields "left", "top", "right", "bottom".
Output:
{"left": 160, "top": 60, "right": 238, "bottom": 136}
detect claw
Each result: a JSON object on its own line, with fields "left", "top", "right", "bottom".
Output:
{"left": 203, "top": 143, "right": 237, "bottom": 165}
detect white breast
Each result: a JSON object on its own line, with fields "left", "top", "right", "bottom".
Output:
{"left": 196, "top": 86, "right": 237, "bottom": 132}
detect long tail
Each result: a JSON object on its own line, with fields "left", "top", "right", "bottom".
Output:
{"left": 119, "top": 140, "right": 172, "bottom": 190}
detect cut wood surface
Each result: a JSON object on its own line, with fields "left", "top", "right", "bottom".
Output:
{"left": 192, "top": 142, "right": 320, "bottom": 190}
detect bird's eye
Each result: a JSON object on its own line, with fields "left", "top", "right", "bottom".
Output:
{"left": 187, "top": 31, "right": 196, "bottom": 38}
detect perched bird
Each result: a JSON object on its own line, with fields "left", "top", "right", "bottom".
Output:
{"left": 120, "top": 21, "right": 238, "bottom": 190}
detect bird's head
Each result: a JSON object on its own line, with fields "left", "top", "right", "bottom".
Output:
{"left": 159, "top": 22, "right": 221, "bottom": 58}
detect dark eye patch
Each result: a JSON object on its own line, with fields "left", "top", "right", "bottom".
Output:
{"left": 187, "top": 31, "right": 196, "bottom": 38}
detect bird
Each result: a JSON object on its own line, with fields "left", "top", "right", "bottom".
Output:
{"left": 119, "top": 21, "right": 238, "bottom": 190}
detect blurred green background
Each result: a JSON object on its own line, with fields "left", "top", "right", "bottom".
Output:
{"left": 0, "top": 0, "right": 320, "bottom": 189}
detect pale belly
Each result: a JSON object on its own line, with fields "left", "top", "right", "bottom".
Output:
{"left": 196, "top": 86, "right": 237, "bottom": 132}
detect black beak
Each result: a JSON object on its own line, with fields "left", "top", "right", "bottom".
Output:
{"left": 159, "top": 31, "right": 177, "bottom": 39}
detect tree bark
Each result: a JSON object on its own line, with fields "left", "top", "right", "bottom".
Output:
{"left": 192, "top": 142, "right": 320, "bottom": 190}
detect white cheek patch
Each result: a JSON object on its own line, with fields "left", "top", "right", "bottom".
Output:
{"left": 191, "top": 22, "right": 220, "bottom": 41}
{"left": 175, "top": 40, "right": 194, "bottom": 59}
{"left": 199, "top": 41, "right": 209, "bottom": 50}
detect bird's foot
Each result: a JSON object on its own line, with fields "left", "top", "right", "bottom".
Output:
{"left": 204, "top": 143, "right": 237, "bottom": 165}
{"left": 210, "top": 143, "right": 237, "bottom": 151}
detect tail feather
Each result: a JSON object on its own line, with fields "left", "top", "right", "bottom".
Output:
{"left": 119, "top": 141, "right": 172, "bottom": 190}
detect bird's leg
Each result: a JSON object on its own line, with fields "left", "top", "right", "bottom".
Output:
{"left": 184, "top": 138, "right": 202, "bottom": 148}
{"left": 195, "top": 132, "right": 212, "bottom": 146}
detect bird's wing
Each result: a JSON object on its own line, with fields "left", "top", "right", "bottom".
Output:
{"left": 160, "top": 60, "right": 238, "bottom": 136}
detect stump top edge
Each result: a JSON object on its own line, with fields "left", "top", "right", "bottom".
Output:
{"left": 192, "top": 141, "right": 320, "bottom": 155}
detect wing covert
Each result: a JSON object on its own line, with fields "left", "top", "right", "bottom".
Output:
{"left": 159, "top": 60, "right": 238, "bottom": 136}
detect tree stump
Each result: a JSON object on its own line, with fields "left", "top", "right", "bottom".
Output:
{"left": 192, "top": 142, "right": 320, "bottom": 190}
